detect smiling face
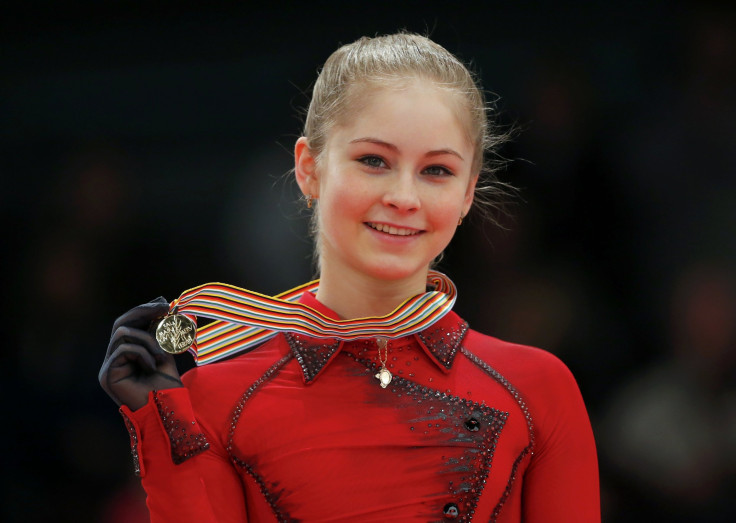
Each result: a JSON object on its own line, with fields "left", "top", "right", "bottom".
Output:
{"left": 296, "top": 80, "right": 477, "bottom": 291}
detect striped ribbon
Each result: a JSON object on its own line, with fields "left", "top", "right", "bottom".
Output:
{"left": 170, "top": 271, "right": 457, "bottom": 365}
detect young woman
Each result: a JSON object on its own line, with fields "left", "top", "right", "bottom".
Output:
{"left": 99, "top": 33, "right": 599, "bottom": 522}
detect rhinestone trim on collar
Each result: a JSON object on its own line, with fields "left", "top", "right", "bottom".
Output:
{"left": 284, "top": 318, "right": 468, "bottom": 383}
{"left": 416, "top": 320, "right": 469, "bottom": 369}
{"left": 284, "top": 333, "right": 341, "bottom": 384}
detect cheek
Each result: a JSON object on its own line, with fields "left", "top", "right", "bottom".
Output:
{"left": 317, "top": 178, "right": 368, "bottom": 236}
{"left": 322, "top": 182, "right": 356, "bottom": 216}
{"left": 320, "top": 165, "right": 373, "bottom": 212}
{"left": 425, "top": 189, "right": 467, "bottom": 228}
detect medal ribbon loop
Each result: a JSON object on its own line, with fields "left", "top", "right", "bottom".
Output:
{"left": 171, "top": 270, "right": 456, "bottom": 365}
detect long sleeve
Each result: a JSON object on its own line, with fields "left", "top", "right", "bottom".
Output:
{"left": 120, "top": 388, "right": 248, "bottom": 523}
{"left": 520, "top": 355, "right": 600, "bottom": 522}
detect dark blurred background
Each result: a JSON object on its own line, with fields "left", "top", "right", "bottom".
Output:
{"left": 3, "top": 1, "right": 735, "bottom": 521}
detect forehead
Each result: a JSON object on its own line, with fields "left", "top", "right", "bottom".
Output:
{"left": 331, "top": 80, "right": 474, "bottom": 151}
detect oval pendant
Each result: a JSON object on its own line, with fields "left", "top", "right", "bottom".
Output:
{"left": 375, "top": 367, "right": 393, "bottom": 388}
{"left": 155, "top": 314, "right": 197, "bottom": 354}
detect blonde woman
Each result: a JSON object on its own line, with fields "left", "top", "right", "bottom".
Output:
{"left": 100, "top": 33, "right": 599, "bottom": 522}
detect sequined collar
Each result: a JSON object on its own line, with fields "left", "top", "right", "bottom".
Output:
{"left": 285, "top": 291, "right": 469, "bottom": 384}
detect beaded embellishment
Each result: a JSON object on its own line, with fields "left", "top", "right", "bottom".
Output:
{"left": 342, "top": 348, "right": 507, "bottom": 522}
{"left": 222, "top": 326, "right": 529, "bottom": 521}
{"left": 152, "top": 390, "right": 210, "bottom": 465}
{"left": 461, "top": 348, "right": 535, "bottom": 451}
{"left": 120, "top": 409, "right": 143, "bottom": 476}
{"left": 416, "top": 320, "right": 469, "bottom": 369}
{"left": 391, "top": 375, "right": 507, "bottom": 522}
{"left": 461, "top": 347, "right": 536, "bottom": 521}
{"left": 285, "top": 318, "right": 468, "bottom": 384}
{"left": 284, "top": 332, "right": 341, "bottom": 383}
{"left": 227, "top": 354, "right": 294, "bottom": 521}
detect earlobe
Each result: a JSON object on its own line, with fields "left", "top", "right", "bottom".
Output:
{"left": 295, "top": 137, "right": 319, "bottom": 198}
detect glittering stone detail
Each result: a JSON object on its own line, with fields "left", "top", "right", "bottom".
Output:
{"left": 234, "top": 460, "right": 294, "bottom": 523}
{"left": 120, "top": 409, "right": 142, "bottom": 476}
{"left": 285, "top": 332, "right": 341, "bottom": 383}
{"left": 416, "top": 320, "right": 469, "bottom": 369}
{"left": 460, "top": 347, "right": 535, "bottom": 450}
{"left": 490, "top": 447, "right": 531, "bottom": 522}
{"left": 152, "top": 390, "right": 210, "bottom": 465}
{"left": 228, "top": 354, "right": 294, "bottom": 522}
{"left": 461, "top": 347, "right": 536, "bottom": 521}
{"left": 283, "top": 317, "right": 469, "bottom": 383}
{"left": 342, "top": 351, "right": 507, "bottom": 523}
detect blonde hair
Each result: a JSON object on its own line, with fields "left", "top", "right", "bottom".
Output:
{"left": 303, "top": 32, "right": 513, "bottom": 220}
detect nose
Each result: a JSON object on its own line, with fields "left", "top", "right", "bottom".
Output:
{"left": 382, "top": 171, "right": 420, "bottom": 212}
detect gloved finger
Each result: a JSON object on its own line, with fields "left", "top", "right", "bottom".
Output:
{"left": 100, "top": 343, "right": 182, "bottom": 409}
{"left": 105, "top": 324, "right": 164, "bottom": 361}
{"left": 99, "top": 343, "right": 159, "bottom": 404}
{"left": 101, "top": 343, "right": 158, "bottom": 381}
{"left": 110, "top": 297, "right": 170, "bottom": 336}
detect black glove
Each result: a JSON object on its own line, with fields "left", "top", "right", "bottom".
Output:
{"left": 99, "top": 297, "right": 183, "bottom": 411}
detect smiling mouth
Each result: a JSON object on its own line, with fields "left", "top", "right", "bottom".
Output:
{"left": 366, "top": 222, "right": 422, "bottom": 236}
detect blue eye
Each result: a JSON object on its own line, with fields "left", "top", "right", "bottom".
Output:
{"left": 358, "top": 155, "right": 387, "bottom": 169}
{"left": 423, "top": 165, "right": 454, "bottom": 177}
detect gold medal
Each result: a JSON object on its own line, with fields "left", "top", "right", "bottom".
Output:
{"left": 155, "top": 314, "right": 197, "bottom": 354}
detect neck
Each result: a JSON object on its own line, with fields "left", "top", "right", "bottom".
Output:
{"left": 315, "top": 263, "right": 429, "bottom": 319}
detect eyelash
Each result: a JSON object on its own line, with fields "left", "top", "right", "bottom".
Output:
{"left": 423, "top": 165, "right": 455, "bottom": 177}
{"left": 358, "top": 155, "right": 387, "bottom": 169}
{"left": 357, "top": 156, "right": 454, "bottom": 177}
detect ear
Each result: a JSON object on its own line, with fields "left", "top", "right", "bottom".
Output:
{"left": 462, "top": 173, "right": 479, "bottom": 216}
{"left": 294, "top": 137, "right": 320, "bottom": 198}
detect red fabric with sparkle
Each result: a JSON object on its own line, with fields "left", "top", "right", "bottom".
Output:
{"left": 122, "top": 293, "right": 600, "bottom": 522}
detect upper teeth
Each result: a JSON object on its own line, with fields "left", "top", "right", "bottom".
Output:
{"left": 369, "top": 223, "right": 419, "bottom": 236}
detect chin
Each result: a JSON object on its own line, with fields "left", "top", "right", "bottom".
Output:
{"left": 361, "top": 259, "right": 431, "bottom": 283}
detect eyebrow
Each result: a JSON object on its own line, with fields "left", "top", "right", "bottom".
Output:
{"left": 348, "top": 137, "right": 465, "bottom": 161}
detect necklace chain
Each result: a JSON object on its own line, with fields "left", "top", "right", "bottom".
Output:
{"left": 377, "top": 337, "right": 388, "bottom": 364}
{"left": 374, "top": 337, "right": 392, "bottom": 388}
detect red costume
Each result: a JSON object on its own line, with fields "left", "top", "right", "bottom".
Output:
{"left": 120, "top": 292, "right": 600, "bottom": 522}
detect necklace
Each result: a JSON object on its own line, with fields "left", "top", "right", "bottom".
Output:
{"left": 374, "top": 337, "right": 392, "bottom": 388}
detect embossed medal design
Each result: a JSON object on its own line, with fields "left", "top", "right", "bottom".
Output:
{"left": 155, "top": 314, "right": 197, "bottom": 354}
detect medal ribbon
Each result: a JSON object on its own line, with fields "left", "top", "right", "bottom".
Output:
{"left": 170, "top": 271, "right": 456, "bottom": 365}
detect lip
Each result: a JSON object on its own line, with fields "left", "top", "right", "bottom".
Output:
{"left": 365, "top": 221, "right": 424, "bottom": 239}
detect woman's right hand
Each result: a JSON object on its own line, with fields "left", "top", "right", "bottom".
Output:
{"left": 99, "top": 297, "right": 183, "bottom": 411}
